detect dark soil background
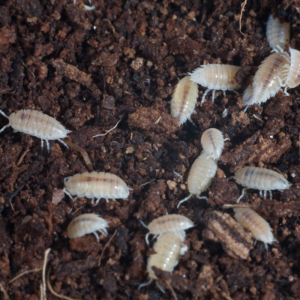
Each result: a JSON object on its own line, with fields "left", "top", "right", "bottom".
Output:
{"left": 1, "top": 0, "right": 300, "bottom": 299}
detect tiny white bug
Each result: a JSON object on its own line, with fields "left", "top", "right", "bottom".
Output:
{"left": 177, "top": 153, "right": 217, "bottom": 207}
{"left": 233, "top": 207, "right": 277, "bottom": 250}
{"left": 190, "top": 64, "right": 241, "bottom": 105}
{"left": 67, "top": 213, "right": 109, "bottom": 241}
{"left": 285, "top": 48, "right": 300, "bottom": 93}
{"left": 234, "top": 166, "right": 291, "bottom": 202}
{"left": 0, "top": 109, "right": 71, "bottom": 151}
{"left": 138, "top": 231, "right": 187, "bottom": 292}
{"left": 64, "top": 172, "right": 130, "bottom": 204}
{"left": 266, "top": 14, "right": 290, "bottom": 52}
{"left": 242, "top": 52, "right": 290, "bottom": 108}
{"left": 140, "top": 214, "right": 194, "bottom": 245}
{"left": 201, "top": 128, "right": 225, "bottom": 160}
{"left": 171, "top": 76, "right": 198, "bottom": 125}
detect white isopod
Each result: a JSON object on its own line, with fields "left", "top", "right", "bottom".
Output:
{"left": 234, "top": 207, "right": 277, "bottom": 250}
{"left": 141, "top": 214, "right": 194, "bottom": 245}
{"left": 266, "top": 14, "right": 290, "bottom": 52}
{"left": 0, "top": 109, "right": 71, "bottom": 151}
{"left": 285, "top": 48, "right": 300, "bottom": 93}
{"left": 171, "top": 76, "right": 198, "bottom": 125}
{"left": 201, "top": 128, "right": 225, "bottom": 160}
{"left": 234, "top": 166, "right": 291, "bottom": 202}
{"left": 138, "top": 231, "right": 188, "bottom": 292}
{"left": 67, "top": 213, "right": 109, "bottom": 241}
{"left": 64, "top": 171, "right": 130, "bottom": 204}
{"left": 177, "top": 153, "right": 217, "bottom": 208}
{"left": 242, "top": 52, "right": 290, "bottom": 108}
{"left": 190, "top": 64, "right": 241, "bottom": 105}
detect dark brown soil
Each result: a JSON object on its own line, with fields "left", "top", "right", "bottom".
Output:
{"left": 1, "top": 0, "right": 300, "bottom": 299}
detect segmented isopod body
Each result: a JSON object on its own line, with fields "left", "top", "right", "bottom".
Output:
{"left": 171, "top": 76, "right": 198, "bottom": 125}
{"left": 285, "top": 48, "right": 300, "bottom": 90}
{"left": 242, "top": 52, "right": 290, "bottom": 107}
{"left": 266, "top": 14, "right": 290, "bottom": 52}
{"left": 234, "top": 166, "right": 291, "bottom": 202}
{"left": 190, "top": 64, "right": 241, "bottom": 105}
{"left": 177, "top": 153, "right": 217, "bottom": 207}
{"left": 144, "top": 214, "right": 193, "bottom": 244}
{"left": 201, "top": 128, "right": 224, "bottom": 160}
{"left": 0, "top": 109, "right": 71, "bottom": 151}
{"left": 67, "top": 213, "right": 109, "bottom": 241}
{"left": 234, "top": 207, "right": 276, "bottom": 250}
{"left": 64, "top": 171, "right": 130, "bottom": 204}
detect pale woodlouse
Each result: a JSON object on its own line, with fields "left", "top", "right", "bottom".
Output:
{"left": 138, "top": 231, "right": 187, "bottom": 292}
{"left": 64, "top": 171, "right": 130, "bottom": 204}
{"left": 67, "top": 213, "right": 109, "bottom": 241}
{"left": 0, "top": 109, "right": 71, "bottom": 151}
{"left": 190, "top": 64, "right": 241, "bottom": 105}
{"left": 242, "top": 52, "right": 290, "bottom": 107}
{"left": 177, "top": 153, "right": 217, "bottom": 207}
{"left": 285, "top": 48, "right": 300, "bottom": 92}
{"left": 234, "top": 207, "right": 277, "bottom": 250}
{"left": 201, "top": 128, "right": 225, "bottom": 160}
{"left": 171, "top": 76, "right": 198, "bottom": 125}
{"left": 266, "top": 14, "right": 290, "bottom": 52}
{"left": 234, "top": 166, "right": 291, "bottom": 202}
{"left": 141, "top": 214, "right": 194, "bottom": 245}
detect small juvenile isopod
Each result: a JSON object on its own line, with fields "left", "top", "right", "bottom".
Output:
{"left": 67, "top": 213, "right": 109, "bottom": 241}
{"left": 171, "top": 76, "right": 198, "bottom": 125}
{"left": 201, "top": 128, "right": 225, "bottom": 160}
{"left": 138, "top": 231, "right": 187, "bottom": 291}
{"left": 141, "top": 214, "right": 194, "bottom": 244}
{"left": 64, "top": 171, "right": 130, "bottom": 204}
{"left": 234, "top": 166, "right": 291, "bottom": 202}
{"left": 242, "top": 52, "right": 290, "bottom": 107}
{"left": 177, "top": 153, "right": 217, "bottom": 207}
{"left": 233, "top": 207, "right": 277, "bottom": 250}
{"left": 285, "top": 48, "right": 300, "bottom": 93}
{"left": 0, "top": 109, "right": 71, "bottom": 151}
{"left": 190, "top": 64, "right": 241, "bottom": 105}
{"left": 266, "top": 14, "right": 290, "bottom": 52}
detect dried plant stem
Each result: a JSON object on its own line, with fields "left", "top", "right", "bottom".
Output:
{"left": 41, "top": 248, "right": 51, "bottom": 300}
{"left": 9, "top": 268, "right": 43, "bottom": 283}
{"left": 165, "top": 280, "right": 178, "bottom": 300}
{"left": 239, "top": 0, "right": 247, "bottom": 36}
{"left": 93, "top": 118, "right": 122, "bottom": 138}
{"left": 98, "top": 229, "right": 117, "bottom": 267}
{"left": 0, "top": 282, "right": 9, "bottom": 300}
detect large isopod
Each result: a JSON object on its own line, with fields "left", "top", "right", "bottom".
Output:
{"left": 0, "top": 109, "right": 71, "bottom": 151}
{"left": 190, "top": 64, "right": 241, "bottom": 105}
{"left": 234, "top": 166, "right": 291, "bottom": 202}
{"left": 141, "top": 214, "right": 194, "bottom": 244}
{"left": 201, "top": 128, "right": 225, "bottom": 160}
{"left": 177, "top": 153, "right": 217, "bottom": 207}
{"left": 266, "top": 14, "right": 290, "bottom": 52}
{"left": 171, "top": 76, "right": 198, "bottom": 125}
{"left": 64, "top": 171, "right": 130, "bottom": 204}
{"left": 285, "top": 48, "right": 300, "bottom": 92}
{"left": 234, "top": 207, "right": 277, "bottom": 250}
{"left": 242, "top": 52, "right": 290, "bottom": 108}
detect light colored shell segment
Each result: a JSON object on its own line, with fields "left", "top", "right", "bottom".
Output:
{"left": 187, "top": 153, "right": 218, "bottom": 196}
{"left": 171, "top": 76, "right": 198, "bottom": 125}
{"left": 190, "top": 64, "right": 241, "bottom": 91}
{"left": 243, "top": 53, "right": 290, "bottom": 106}
{"left": 266, "top": 15, "right": 290, "bottom": 51}
{"left": 9, "top": 110, "right": 70, "bottom": 140}
{"left": 234, "top": 166, "right": 291, "bottom": 191}
{"left": 64, "top": 171, "right": 130, "bottom": 202}
{"left": 286, "top": 48, "right": 300, "bottom": 89}
{"left": 234, "top": 207, "right": 276, "bottom": 249}
{"left": 67, "top": 213, "right": 109, "bottom": 239}
{"left": 201, "top": 128, "right": 224, "bottom": 160}
{"left": 148, "top": 214, "right": 194, "bottom": 236}
{"left": 147, "top": 231, "right": 186, "bottom": 280}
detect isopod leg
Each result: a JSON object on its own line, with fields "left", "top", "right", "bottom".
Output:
{"left": 139, "top": 220, "right": 148, "bottom": 229}
{"left": 201, "top": 89, "right": 211, "bottom": 105}
{"left": 145, "top": 233, "right": 150, "bottom": 245}
{"left": 58, "top": 139, "right": 69, "bottom": 148}
{"left": 64, "top": 176, "right": 72, "bottom": 185}
{"left": 105, "top": 198, "right": 109, "bottom": 203}
{"left": 269, "top": 191, "right": 272, "bottom": 200}
{"left": 63, "top": 188, "right": 74, "bottom": 201}
{"left": 243, "top": 106, "right": 248, "bottom": 113}
{"left": 156, "top": 282, "right": 166, "bottom": 293}
{"left": 259, "top": 190, "right": 263, "bottom": 197}
{"left": 100, "top": 228, "right": 108, "bottom": 236}
{"left": 41, "top": 140, "right": 44, "bottom": 149}
{"left": 212, "top": 90, "right": 216, "bottom": 102}
{"left": 91, "top": 198, "right": 95, "bottom": 205}
{"left": 224, "top": 138, "right": 230, "bottom": 142}
{"left": 237, "top": 188, "right": 246, "bottom": 203}
{"left": 197, "top": 196, "right": 208, "bottom": 201}
{"left": 223, "top": 90, "right": 226, "bottom": 97}
{"left": 263, "top": 190, "right": 267, "bottom": 199}
{"left": 283, "top": 86, "right": 289, "bottom": 96}
{"left": 0, "top": 124, "right": 10, "bottom": 133}
{"left": 177, "top": 194, "right": 192, "bottom": 208}
{"left": 93, "top": 232, "right": 100, "bottom": 242}
{"left": 138, "top": 278, "right": 153, "bottom": 290}
{"left": 233, "top": 90, "right": 239, "bottom": 95}
{"left": 95, "top": 198, "right": 101, "bottom": 204}
{"left": 46, "top": 140, "right": 50, "bottom": 152}
{"left": 0, "top": 110, "right": 8, "bottom": 119}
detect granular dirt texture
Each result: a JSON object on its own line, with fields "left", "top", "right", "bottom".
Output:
{"left": 1, "top": 0, "right": 300, "bottom": 299}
